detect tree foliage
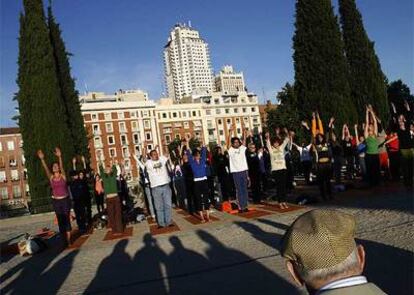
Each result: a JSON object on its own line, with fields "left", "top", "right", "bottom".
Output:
{"left": 387, "top": 79, "right": 414, "bottom": 114}
{"left": 15, "top": 0, "right": 75, "bottom": 212}
{"left": 293, "top": 0, "right": 357, "bottom": 126}
{"left": 339, "top": 0, "right": 389, "bottom": 123}
{"left": 48, "top": 6, "right": 90, "bottom": 163}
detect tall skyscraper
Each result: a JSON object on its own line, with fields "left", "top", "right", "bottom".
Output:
{"left": 163, "top": 23, "right": 214, "bottom": 101}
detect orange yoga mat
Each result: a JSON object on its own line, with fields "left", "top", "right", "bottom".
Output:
{"left": 103, "top": 227, "right": 133, "bottom": 241}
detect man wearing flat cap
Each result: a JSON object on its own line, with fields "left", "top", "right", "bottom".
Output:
{"left": 281, "top": 209, "right": 386, "bottom": 295}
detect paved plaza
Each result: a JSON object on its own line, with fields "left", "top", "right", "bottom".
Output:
{"left": 1, "top": 184, "right": 413, "bottom": 295}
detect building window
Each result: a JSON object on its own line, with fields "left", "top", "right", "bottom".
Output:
{"left": 144, "top": 120, "right": 150, "bottom": 129}
{"left": 0, "top": 187, "right": 8, "bottom": 200}
{"left": 242, "top": 108, "right": 247, "bottom": 113}
{"left": 244, "top": 117, "right": 249, "bottom": 122}
{"left": 133, "top": 133, "right": 139, "bottom": 144}
{"left": 162, "top": 113, "right": 167, "bottom": 119}
{"left": 237, "top": 128, "right": 241, "bottom": 134}
{"left": 94, "top": 137, "right": 102, "bottom": 147}
{"left": 236, "top": 118, "right": 240, "bottom": 124}
{"left": 130, "top": 111, "right": 137, "bottom": 118}
{"left": 225, "top": 109, "right": 230, "bottom": 114}
{"left": 172, "top": 112, "right": 177, "bottom": 118}
{"left": 253, "top": 117, "right": 258, "bottom": 123}
{"left": 147, "top": 144, "right": 153, "bottom": 151}
{"left": 0, "top": 156, "right": 5, "bottom": 168}
{"left": 118, "top": 112, "right": 125, "bottom": 119}
{"left": 104, "top": 113, "right": 111, "bottom": 120}
{"left": 120, "top": 135, "right": 128, "bottom": 145}
{"left": 7, "top": 141, "right": 15, "bottom": 151}
{"left": 0, "top": 143, "right": 2, "bottom": 151}
{"left": 109, "top": 148, "right": 116, "bottom": 157}
{"left": 218, "top": 119, "right": 222, "bottom": 125}
{"left": 131, "top": 121, "right": 138, "bottom": 131}
{"left": 216, "top": 109, "right": 221, "bottom": 114}
{"left": 119, "top": 122, "right": 126, "bottom": 133}
{"left": 182, "top": 111, "right": 187, "bottom": 118}
{"left": 92, "top": 124, "right": 100, "bottom": 135}
{"left": 124, "top": 159, "right": 130, "bottom": 170}
{"left": 206, "top": 109, "right": 211, "bottom": 115}
{"left": 0, "top": 171, "right": 6, "bottom": 182}
{"left": 104, "top": 122, "right": 113, "bottom": 133}
{"left": 219, "top": 130, "right": 224, "bottom": 136}
{"left": 183, "top": 122, "right": 189, "bottom": 129}
{"left": 9, "top": 155, "right": 17, "bottom": 167}
{"left": 122, "top": 147, "right": 129, "bottom": 158}
{"left": 108, "top": 136, "right": 115, "bottom": 145}
{"left": 145, "top": 132, "right": 152, "bottom": 141}
{"left": 175, "top": 134, "right": 181, "bottom": 139}
{"left": 234, "top": 108, "right": 238, "bottom": 113}
{"left": 143, "top": 111, "right": 149, "bottom": 117}
{"left": 251, "top": 107, "right": 256, "bottom": 112}
{"left": 165, "top": 135, "right": 171, "bottom": 144}
{"left": 192, "top": 111, "right": 197, "bottom": 117}
{"left": 195, "top": 132, "right": 201, "bottom": 138}
{"left": 226, "top": 119, "right": 231, "bottom": 125}
{"left": 13, "top": 185, "right": 21, "bottom": 198}
{"left": 91, "top": 113, "right": 97, "bottom": 121}
{"left": 11, "top": 170, "right": 19, "bottom": 181}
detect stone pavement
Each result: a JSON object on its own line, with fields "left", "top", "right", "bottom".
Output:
{"left": 1, "top": 183, "right": 413, "bottom": 295}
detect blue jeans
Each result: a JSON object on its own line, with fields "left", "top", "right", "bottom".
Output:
{"left": 232, "top": 171, "right": 249, "bottom": 210}
{"left": 151, "top": 184, "right": 172, "bottom": 227}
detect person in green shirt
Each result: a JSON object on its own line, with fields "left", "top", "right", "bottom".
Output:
{"left": 97, "top": 151, "right": 124, "bottom": 234}
{"left": 364, "top": 105, "right": 380, "bottom": 186}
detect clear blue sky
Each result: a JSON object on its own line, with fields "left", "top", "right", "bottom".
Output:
{"left": 1, "top": 0, "right": 412, "bottom": 126}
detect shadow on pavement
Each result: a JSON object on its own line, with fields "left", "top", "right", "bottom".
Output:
{"left": 1, "top": 241, "right": 78, "bottom": 294}
{"left": 84, "top": 231, "right": 300, "bottom": 294}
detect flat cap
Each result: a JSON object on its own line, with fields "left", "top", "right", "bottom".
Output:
{"left": 281, "top": 209, "right": 356, "bottom": 272}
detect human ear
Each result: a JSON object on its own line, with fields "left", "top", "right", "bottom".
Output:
{"left": 286, "top": 260, "right": 305, "bottom": 287}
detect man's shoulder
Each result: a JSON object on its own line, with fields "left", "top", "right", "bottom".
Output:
{"left": 320, "top": 283, "right": 386, "bottom": 295}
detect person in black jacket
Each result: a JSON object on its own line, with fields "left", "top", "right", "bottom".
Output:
{"left": 246, "top": 143, "right": 262, "bottom": 204}
{"left": 69, "top": 170, "right": 88, "bottom": 233}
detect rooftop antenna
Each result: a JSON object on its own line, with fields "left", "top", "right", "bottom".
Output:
{"left": 261, "top": 87, "right": 266, "bottom": 105}
{"left": 188, "top": 20, "right": 192, "bottom": 27}
{"left": 84, "top": 82, "right": 89, "bottom": 95}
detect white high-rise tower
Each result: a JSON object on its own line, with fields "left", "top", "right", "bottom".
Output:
{"left": 163, "top": 23, "right": 214, "bottom": 101}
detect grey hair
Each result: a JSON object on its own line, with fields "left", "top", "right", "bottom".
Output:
{"left": 297, "top": 248, "right": 360, "bottom": 284}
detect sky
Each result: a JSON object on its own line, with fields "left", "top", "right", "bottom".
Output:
{"left": 0, "top": 0, "right": 413, "bottom": 127}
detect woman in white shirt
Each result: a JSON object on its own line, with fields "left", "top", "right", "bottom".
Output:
{"left": 265, "top": 131, "right": 290, "bottom": 209}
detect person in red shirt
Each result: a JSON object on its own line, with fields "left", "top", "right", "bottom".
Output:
{"left": 383, "top": 131, "right": 400, "bottom": 181}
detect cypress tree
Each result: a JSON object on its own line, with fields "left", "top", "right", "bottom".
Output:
{"left": 16, "top": 0, "right": 74, "bottom": 213}
{"left": 47, "top": 6, "right": 90, "bottom": 163}
{"left": 339, "top": 0, "right": 389, "bottom": 123}
{"left": 293, "top": 0, "right": 357, "bottom": 126}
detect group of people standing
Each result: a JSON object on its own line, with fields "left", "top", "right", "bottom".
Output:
{"left": 38, "top": 101, "right": 413, "bottom": 243}
{"left": 37, "top": 149, "right": 130, "bottom": 246}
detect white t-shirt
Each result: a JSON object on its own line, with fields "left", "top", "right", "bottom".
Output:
{"left": 228, "top": 145, "right": 248, "bottom": 173}
{"left": 145, "top": 156, "right": 171, "bottom": 188}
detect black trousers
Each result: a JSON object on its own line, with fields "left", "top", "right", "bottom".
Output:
{"left": 193, "top": 180, "right": 209, "bottom": 211}
{"left": 388, "top": 151, "right": 400, "bottom": 181}
{"left": 95, "top": 192, "right": 105, "bottom": 213}
{"left": 73, "top": 198, "right": 86, "bottom": 232}
{"left": 366, "top": 154, "right": 380, "bottom": 186}
{"left": 317, "top": 162, "right": 332, "bottom": 201}
{"left": 249, "top": 171, "right": 262, "bottom": 203}
{"left": 301, "top": 160, "right": 312, "bottom": 185}
{"left": 272, "top": 169, "right": 287, "bottom": 202}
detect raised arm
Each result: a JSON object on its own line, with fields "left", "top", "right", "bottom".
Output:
{"left": 370, "top": 109, "right": 378, "bottom": 136}
{"left": 54, "top": 147, "right": 66, "bottom": 179}
{"left": 311, "top": 112, "right": 317, "bottom": 138}
{"left": 342, "top": 124, "right": 347, "bottom": 141}
{"left": 226, "top": 124, "right": 235, "bottom": 150}
{"left": 72, "top": 157, "right": 77, "bottom": 171}
{"left": 37, "top": 150, "right": 52, "bottom": 179}
{"left": 354, "top": 124, "right": 360, "bottom": 145}
{"left": 317, "top": 112, "right": 324, "bottom": 135}
{"left": 364, "top": 108, "right": 370, "bottom": 138}
{"left": 81, "top": 156, "right": 87, "bottom": 170}
{"left": 265, "top": 132, "right": 273, "bottom": 152}
{"left": 241, "top": 128, "right": 247, "bottom": 146}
